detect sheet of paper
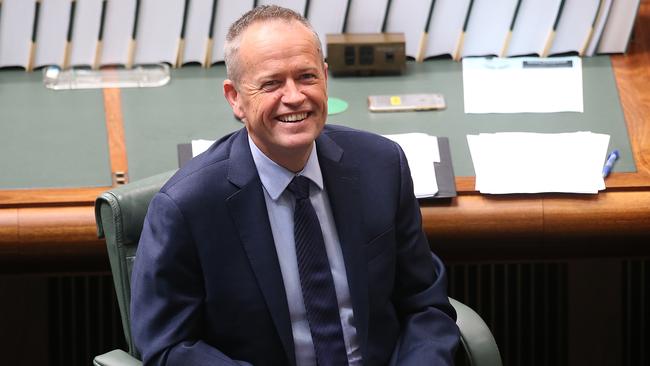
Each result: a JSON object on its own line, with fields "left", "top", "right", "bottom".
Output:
{"left": 467, "top": 132, "right": 610, "bottom": 194}
{"left": 383, "top": 133, "right": 439, "bottom": 198}
{"left": 462, "top": 56, "right": 583, "bottom": 114}
{"left": 191, "top": 139, "right": 214, "bottom": 157}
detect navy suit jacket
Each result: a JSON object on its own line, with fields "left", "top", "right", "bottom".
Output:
{"left": 131, "top": 125, "right": 459, "bottom": 366}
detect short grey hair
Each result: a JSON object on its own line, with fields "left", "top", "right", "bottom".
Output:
{"left": 224, "top": 5, "right": 323, "bottom": 85}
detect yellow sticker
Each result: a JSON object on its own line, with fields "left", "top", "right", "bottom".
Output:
{"left": 390, "top": 96, "right": 402, "bottom": 106}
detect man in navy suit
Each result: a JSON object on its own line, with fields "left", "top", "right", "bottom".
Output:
{"left": 131, "top": 5, "right": 459, "bottom": 366}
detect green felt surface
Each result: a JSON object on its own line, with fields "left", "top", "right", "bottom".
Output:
{"left": 120, "top": 66, "right": 243, "bottom": 181}
{"left": 0, "top": 70, "right": 111, "bottom": 189}
{"left": 121, "top": 57, "right": 634, "bottom": 181}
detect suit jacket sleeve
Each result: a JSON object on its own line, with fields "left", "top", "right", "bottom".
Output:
{"left": 388, "top": 143, "right": 460, "bottom": 365}
{"left": 130, "top": 192, "right": 251, "bottom": 366}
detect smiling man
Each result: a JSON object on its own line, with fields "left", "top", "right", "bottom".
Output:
{"left": 130, "top": 5, "right": 459, "bottom": 366}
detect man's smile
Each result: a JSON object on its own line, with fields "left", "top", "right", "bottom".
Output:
{"left": 276, "top": 112, "right": 309, "bottom": 123}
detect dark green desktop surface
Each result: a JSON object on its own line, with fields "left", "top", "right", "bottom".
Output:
{"left": 0, "top": 56, "right": 635, "bottom": 189}
{"left": 120, "top": 56, "right": 634, "bottom": 182}
{"left": 0, "top": 71, "right": 111, "bottom": 189}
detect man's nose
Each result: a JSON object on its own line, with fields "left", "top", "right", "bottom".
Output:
{"left": 280, "top": 79, "right": 306, "bottom": 105}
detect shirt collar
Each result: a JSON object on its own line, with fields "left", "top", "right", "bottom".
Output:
{"left": 248, "top": 136, "right": 324, "bottom": 200}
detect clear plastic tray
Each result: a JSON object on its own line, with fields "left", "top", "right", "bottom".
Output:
{"left": 43, "top": 64, "right": 170, "bottom": 90}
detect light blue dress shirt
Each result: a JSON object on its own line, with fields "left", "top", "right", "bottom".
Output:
{"left": 248, "top": 137, "right": 362, "bottom": 366}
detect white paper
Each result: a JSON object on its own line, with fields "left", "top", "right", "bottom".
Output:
{"left": 462, "top": 56, "right": 583, "bottom": 114}
{"left": 383, "top": 133, "right": 439, "bottom": 198}
{"left": 191, "top": 139, "right": 214, "bottom": 157}
{"left": 467, "top": 132, "right": 610, "bottom": 194}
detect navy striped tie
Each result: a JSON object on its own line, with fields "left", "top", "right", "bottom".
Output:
{"left": 287, "top": 175, "right": 349, "bottom": 366}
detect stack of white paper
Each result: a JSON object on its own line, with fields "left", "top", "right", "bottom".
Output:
{"left": 383, "top": 133, "right": 439, "bottom": 198}
{"left": 467, "top": 132, "right": 610, "bottom": 194}
{"left": 462, "top": 56, "right": 583, "bottom": 114}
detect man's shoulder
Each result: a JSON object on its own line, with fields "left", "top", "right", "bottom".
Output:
{"left": 321, "top": 124, "right": 398, "bottom": 155}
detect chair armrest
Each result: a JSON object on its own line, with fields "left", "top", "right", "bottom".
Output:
{"left": 449, "top": 298, "right": 503, "bottom": 366}
{"left": 93, "top": 349, "right": 142, "bottom": 366}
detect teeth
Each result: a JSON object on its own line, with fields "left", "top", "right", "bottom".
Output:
{"left": 278, "top": 113, "right": 308, "bottom": 122}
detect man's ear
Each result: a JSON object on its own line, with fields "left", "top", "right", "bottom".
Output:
{"left": 223, "top": 79, "right": 245, "bottom": 120}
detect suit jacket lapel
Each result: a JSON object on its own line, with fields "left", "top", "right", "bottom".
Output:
{"left": 225, "top": 130, "right": 296, "bottom": 366}
{"left": 316, "top": 133, "right": 370, "bottom": 361}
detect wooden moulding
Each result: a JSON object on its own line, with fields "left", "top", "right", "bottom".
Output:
{"left": 0, "top": 186, "right": 108, "bottom": 207}
{"left": 421, "top": 191, "right": 650, "bottom": 240}
{"left": 0, "top": 209, "right": 20, "bottom": 255}
{"left": 421, "top": 189, "right": 650, "bottom": 260}
{"left": 0, "top": 205, "right": 104, "bottom": 263}
{"left": 543, "top": 190, "right": 650, "bottom": 238}
{"left": 17, "top": 206, "right": 99, "bottom": 243}
{"left": 421, "top": 193, "right": 544, "bottom": 240}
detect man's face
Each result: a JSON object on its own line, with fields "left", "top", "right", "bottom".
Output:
{"left": 223, "top": 20, "right": 328, "bottom": 170}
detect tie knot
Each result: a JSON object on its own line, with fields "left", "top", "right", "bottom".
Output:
{"left": 287, "top": 175, "right": 311, "bottom": 200}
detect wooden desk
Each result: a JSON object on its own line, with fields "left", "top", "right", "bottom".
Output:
{"left": 1, "top": 3, "right": 650, "bottom": 272}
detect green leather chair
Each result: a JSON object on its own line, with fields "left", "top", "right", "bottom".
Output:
{"left": 93, "top": 171, "right": 502, "bottom": 366}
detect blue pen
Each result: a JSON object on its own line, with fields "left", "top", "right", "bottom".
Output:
{"left": 602, "top": 149, "right": 619, "bottom": 178}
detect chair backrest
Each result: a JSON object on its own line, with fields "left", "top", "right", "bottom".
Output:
{"left": 94, "top": 170, "right": 176, "bottom": 359}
